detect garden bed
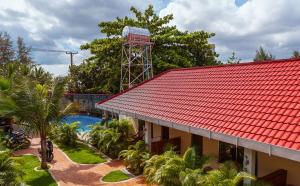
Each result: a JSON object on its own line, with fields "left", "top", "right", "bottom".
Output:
{"left": 101, "top": 170, "right": 131, "bottom": 182}
{"left": 57, "top": 142, "right": 106, "bottom": 164}
{"left": 13, "top": 155, "right": 57, "bottom": 186}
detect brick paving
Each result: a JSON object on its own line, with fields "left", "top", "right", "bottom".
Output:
{"left": 14, "top": 138, "right": 147, "bottom": 186}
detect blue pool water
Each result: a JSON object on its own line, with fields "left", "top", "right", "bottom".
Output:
{"left": 61, "top": 115, "right": 102, "bottom": 132}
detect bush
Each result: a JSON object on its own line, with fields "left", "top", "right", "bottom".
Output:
{"left": 0, "top": 151, "right": 23, "bottom": 185}
{"left": 53, "top": 122, "right": 79, "bottom": 147}
{"left": 119, "top": 141, "right": 151, "bottom": 175}
{"left": 87, "top": 119, "right": 134, "bottom": 158}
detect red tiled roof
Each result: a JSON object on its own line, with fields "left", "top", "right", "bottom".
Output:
{"left": 97, "top": 59, "right": 300, "bottom": 151}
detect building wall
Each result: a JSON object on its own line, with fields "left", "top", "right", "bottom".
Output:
{"left": 169, "top": 128, "right": 191, "bottom": 154}
{"left": 203, "top": 137, "right": 219, "bottom": 168}
{"left": 152, "top": 124, "right": 161, "bottom": 142}
{"left": 257, "top": 152, "right": 300, "bottom": 186}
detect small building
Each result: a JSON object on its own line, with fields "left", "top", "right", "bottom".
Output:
{"left": 96, "top": 59, "right": 300, "bottom": 186}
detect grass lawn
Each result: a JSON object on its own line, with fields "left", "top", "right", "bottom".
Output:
{"left": 58, "top": 142, "right": 106, "bottom": 164}
{"left": 13, "top": 155, "right": 57, "bottom": 186}
{"left": 102, "top": 170, "right": 131, "bottom": 182}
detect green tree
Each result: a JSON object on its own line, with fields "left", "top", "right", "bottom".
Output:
{"left": 16, "top": 37, "right": 32, "bottom": 64}
{"left": 70, "top": 5, "right": 220, "bottom": 94}
{"left": 0, "top": 32, "right": 15, "bottom": 64}
{"left": 292, "top": 50, "right": 300, "bottom": 58}
{"left": 119, "top": 140, "right": 151, "bottom": 175}
{"left": 253, "top": 47, "right": 275, "bottom": 62}
{"left": 0, "top": 77, "right": 70, "bottom": 169}
{"left": 227, "top": 52, "right": 241, "bottom": 64}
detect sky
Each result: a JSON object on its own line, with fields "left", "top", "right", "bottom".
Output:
{"left": 0, "top": 0, "right": 299, "bottom": 76}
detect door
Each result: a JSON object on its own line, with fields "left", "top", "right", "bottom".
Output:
{"left": 191, "top": 134, "right": 203, "bottom": 156}
{"left": 161, "top": 126, "right": 169, "bottom": 140}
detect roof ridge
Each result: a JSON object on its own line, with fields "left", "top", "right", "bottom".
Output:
{"left": 169, "top": 58, "right": 300, "bottom": 72}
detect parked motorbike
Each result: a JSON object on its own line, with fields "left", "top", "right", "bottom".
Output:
{"left": 38, "top": 139, "right": 54, "bottom": 162}
{"left": 5, "top": 131, "right": 31, "bottom": 150}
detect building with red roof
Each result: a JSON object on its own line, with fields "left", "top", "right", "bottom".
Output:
{"left": 96, "top": 58, "right": 300, "bottom": 185}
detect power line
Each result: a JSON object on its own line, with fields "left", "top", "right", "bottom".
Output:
{"left": 31, "top": 47, "right": 78, "bottom": 66}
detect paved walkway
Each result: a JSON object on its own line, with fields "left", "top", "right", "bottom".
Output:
{"left": 14, "top": 138, "right": 147, "bottom": 186}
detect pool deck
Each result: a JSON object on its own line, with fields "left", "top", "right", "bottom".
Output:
{"left": 14, "top": 138, "right": 147, "bottom": 186}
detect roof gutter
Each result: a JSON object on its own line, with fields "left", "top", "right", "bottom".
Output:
{"left": 97, "top": 104, "right": 300, "bottom": 163}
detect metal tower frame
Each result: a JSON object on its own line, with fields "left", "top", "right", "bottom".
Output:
{"left": 120, "top": 40, "right": 153, "bottom": 91}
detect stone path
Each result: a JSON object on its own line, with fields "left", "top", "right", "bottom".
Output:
{"left": 14, "top": 138, "right": 147, "bottom": 186}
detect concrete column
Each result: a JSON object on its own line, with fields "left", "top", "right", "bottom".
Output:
{"left": 144, "top": 122, "right": 152, "bottom": 150}
{"left": 243, "top": 148, "right": 256, "bottom": 184}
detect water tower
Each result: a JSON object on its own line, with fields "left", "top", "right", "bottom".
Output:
{"left": 120, "top": 26, "right": 153, "bottom": 91}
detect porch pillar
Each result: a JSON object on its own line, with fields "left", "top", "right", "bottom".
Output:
{"left": 243, "top": 148, "right": 256, "bottom": 184}
{"left": 144, "top": 122, "right": 152, "bottom": 150}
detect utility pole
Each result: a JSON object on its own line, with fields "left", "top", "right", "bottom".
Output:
{"left": 31, "top": 48, "right": 78, "bottom": 66}
{"left": 66, "top": 51, "right": 78, "bottom": 66}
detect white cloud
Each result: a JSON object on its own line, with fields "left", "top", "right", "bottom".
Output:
{"left": 160, "top": 0, "right": 300, "bottom": 61}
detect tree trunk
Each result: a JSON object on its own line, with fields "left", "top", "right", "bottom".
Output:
{"left": 40, "top": 132, "right": 48, "bottom": 169}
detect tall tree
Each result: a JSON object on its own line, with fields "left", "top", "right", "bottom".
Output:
{"left": 292, "top": 50, "right": 300, "bottom": 58}
{"left": 17, "top": 37, "right": 32, "bottom": 64}
{"left": 0, "top": 32, "right": 15, "bottom": 64}
{"left": 253, "top": 47, "right": 275, "bottom": 62}
{"left": 0, "top": 77, "right": 71, "bottom": 169}
{"left": 71, "top": 5, "right": 220, "bottom": 94}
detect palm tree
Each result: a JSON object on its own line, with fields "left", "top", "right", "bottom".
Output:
{"left": 0, "top": 151, "right": 23, "bottom": 185}
{"left": 0, "top": 77, "right": 71, "bottom": 169}
{"left": 119, "top": 140, "right": 151, "bottom": 175}
{"left": 200, "top": 161, "right": 255, "bottom": 186}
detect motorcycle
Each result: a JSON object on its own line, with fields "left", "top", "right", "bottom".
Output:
{"left": 5, "top": 131, "right": 31, "bottom": 150}
{"left": 38, "top": 139, "right": 54, "bottom": 162}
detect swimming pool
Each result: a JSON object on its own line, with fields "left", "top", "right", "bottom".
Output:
{"left": 61, "top": 115, "right": 102, "bottom": 132}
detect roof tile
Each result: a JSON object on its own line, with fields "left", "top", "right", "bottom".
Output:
{"left": 98, "top": 59, "right": 300, "bottom": 151}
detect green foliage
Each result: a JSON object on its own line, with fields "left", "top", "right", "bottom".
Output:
{"left": 13, "top": 155, "right": 57, "bottom": 186}
{"left": 200, "top": 161, "right": 255, "bottom": 186}
{"left": 119, "top": 140, "right": 151, "bottom": 175}
{"left": 69, "top": 5, "right": 220, "bottom": 94}
{"left": 57, "top": 142, "right": 105, "bottom": 164}
{"left": 88, "top": 119, "right": 134, "bottom": 158}
{"left": 53, "top": 122, "right": 79, "bottom": 147}
{"left": 292, "top": 50, "right": 300, "bottom": 58}
{"left": 0, "top": 151, "right": 23, "bottom": 186}
{"left": 0, "top": 75, "right": 71, "bottom": 168}
{"left": 102, "top": 170, "right": 130, "bottom": 182}
{"left": 254, "top": 47, "right": 275, "bottom": 62}
{"left": 227, "top": 52, "right": 241, "bottom": 64}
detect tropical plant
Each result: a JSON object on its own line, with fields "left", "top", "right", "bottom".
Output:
{"left": 200, "top": 161, "right": 255, "bottom": 186}
{"left": 292, "top": 50, "right": 300, "bottom": 58}
{"left": 119, "top": 140, "right": 151, "bottom": 175}
{"left": 254, "top": 47, "right": 275, "bottom": 62}
{"left": 68, "top": 5, "right": 220, "bottom": 94}
{"left": 97, "top": 128, "right": 121, "bottom": 157}
{"left": 0, "top": 76, "right": 72, "bottom": 169}
{"left": 87, "top": 119, "right": 134, "bottom": 158}
{"left": 54, "top": 122, "right": 79, "bottom": 147}
{"left": 144, "top": 147, "right": 210, "bottom": 186}
{"left": 0, "top": 151, "right": 23, "bottom": 185}
{"left": 227, "top": 52, "right": 241, "bottom": 64}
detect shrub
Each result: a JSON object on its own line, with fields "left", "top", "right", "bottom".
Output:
{"left": 54, "top": 122, "right": 79, "bottom": 147}
{"left": 0, "top": 151, "right": 23, "bottom": 185}
{"left": 119, "top": 140, "right": 151, "bottom": 175}
{"left": 88, "top": 119, "right": 134, "bottom": 158}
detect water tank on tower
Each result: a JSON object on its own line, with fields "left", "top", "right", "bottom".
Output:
{"left": 120, "top": 26, "right": 153, "bottom": 91}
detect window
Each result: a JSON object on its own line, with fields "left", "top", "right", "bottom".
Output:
{"left": 219, "top": 141, "right": 244, "bottom": 167}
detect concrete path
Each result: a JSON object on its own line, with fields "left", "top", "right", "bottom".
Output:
{"left": 14, "top": 138, "right": 147, "bottom": 186}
